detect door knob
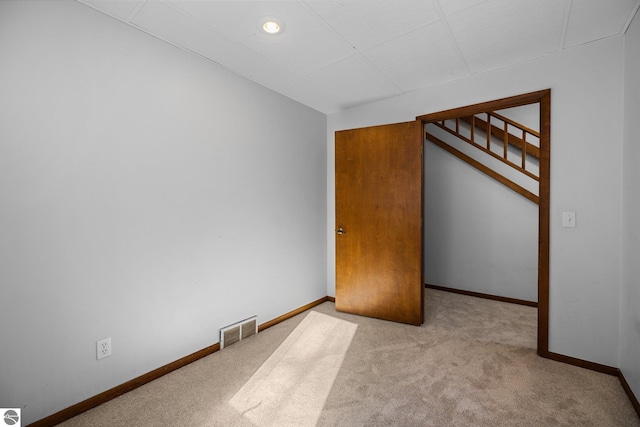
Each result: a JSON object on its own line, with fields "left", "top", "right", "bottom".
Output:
{"left": 337, "top": 227, "right": 345, "bottom": 235}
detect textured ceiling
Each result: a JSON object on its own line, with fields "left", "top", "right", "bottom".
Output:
{"left": 77, "top": 0, "right": 640, "bottom": 113}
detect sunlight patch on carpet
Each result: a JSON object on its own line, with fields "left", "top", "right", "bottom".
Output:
{"left": 229, "top": 311, "right": 358, "bottom": 426}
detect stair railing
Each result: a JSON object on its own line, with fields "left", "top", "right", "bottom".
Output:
{"left": 431, "top": 111, "right": 540, "bottom": 182}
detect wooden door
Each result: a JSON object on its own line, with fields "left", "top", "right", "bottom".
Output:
{"left": 335, "top": 121, "right": 424, "bottom": 325}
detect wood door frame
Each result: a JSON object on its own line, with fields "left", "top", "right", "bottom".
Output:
{"left": 416, "top": 89, "right": 551, "bottom": 356}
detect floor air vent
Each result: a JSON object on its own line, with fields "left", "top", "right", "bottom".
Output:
{"left": 220, "top": 316, "right": 257, "bottom": 349}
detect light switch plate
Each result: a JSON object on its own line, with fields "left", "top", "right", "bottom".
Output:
{"left": 562, "top": 211, "right": 576, "bottom": 228}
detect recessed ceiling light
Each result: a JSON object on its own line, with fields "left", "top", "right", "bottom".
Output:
{"left": 263, "top": 21, "right": 280, "bottom": 34}
{"left": 258, "top": 16, "right": 285, "bottom": 35}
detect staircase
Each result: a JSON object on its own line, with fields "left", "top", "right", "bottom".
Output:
{"left": 425, "top": 111, "right": 540, "bottom": 204}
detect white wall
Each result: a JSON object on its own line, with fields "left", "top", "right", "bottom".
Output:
{"left": 328, "top": 36, "right": 624, "bottom": 367}
{"left": 621, "top": 9, "right": 640, "bottom": 402}
{"left": 423, "top": 106, "right": 539, "bottom": 302}
{"left": 0, "top": 1, "right": 327, "bottom": 424}
{"left": 424, "top": 140, "right": 539, "bottom": 302}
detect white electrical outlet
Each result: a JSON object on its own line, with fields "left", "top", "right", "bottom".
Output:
{"left": 97, "top": 337, "right": 112, "bottom": 360}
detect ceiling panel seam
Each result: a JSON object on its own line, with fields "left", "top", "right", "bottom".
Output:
{"left": 622, "top": 0, "right": 640, "bottom": 34}
{"left": 432, "top": 0, "right": 471, "bottom": 76}
{"left": 297, "top": 1, "right": 403, "bottom": 92}
{"left": 125, "top": 0, "right": 147, "bottom": 23}
{"left": 161, "top": 0, "right": 272, "bottom": 62}
{"left": 558, "top": 0, "right": 573, "bottom": 52}
{"left": 155, "top": 0, "right": 303, "bottom": 89}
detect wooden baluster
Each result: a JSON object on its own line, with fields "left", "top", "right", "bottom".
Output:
{"left": 486, "top": 114, "right": 491, "bottom": 150}
{"left": 456, "top": 117, "right": 460, "bottom": 134}
{"left": 503, "top": 121, "right": 508, "bottom": 160}
{"left": 521, "top": 129, "right": 527, "bottom": 169}
{"left": 470, "top": 116, "right": 475, "bottom": 144}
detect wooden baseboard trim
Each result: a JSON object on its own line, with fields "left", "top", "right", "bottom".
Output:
{"left": 425, "top": 283, "right": 538, "bottom": 308}
{"left": 30, "top": 296, "right": 331, "bottom": 427}
{"left": 258, "top": 296, "right": 330, "bottom": 331}
{"left": 539, "top": 351, "right": 619, "bottom": 376}
{"left": 618, "top": 369, "right": 640, "bottom": 419}
{"left": 30, "top": 294, "right": 636, "bottom": 425}
{"left": 28, "top": 342, "right": 220, "bottom": 427}
{"left": 540, "top": 353, "right": 639, "bottom": 419}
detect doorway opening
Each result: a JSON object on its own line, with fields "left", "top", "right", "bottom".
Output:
{"left": 416, "top": 89, "right": 550, "bottom": 355}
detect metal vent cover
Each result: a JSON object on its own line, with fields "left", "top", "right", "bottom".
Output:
{"left": 220, "top": 316, "right": 257, "bottom": 349}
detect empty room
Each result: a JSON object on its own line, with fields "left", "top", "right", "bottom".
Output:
{"left": 1, "top": 1, "right": 639, "bottom": 426}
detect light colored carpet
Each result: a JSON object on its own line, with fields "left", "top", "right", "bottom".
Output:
{"left": 59, "top": 289, "right": 640, "bottom": 426}
{"left": 229, "top": 311, "right": 357, "bottom": 426}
